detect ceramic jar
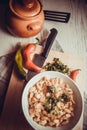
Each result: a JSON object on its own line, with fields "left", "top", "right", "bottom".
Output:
{"left": 5, "top": 0, "right": 44, "bottom": 37}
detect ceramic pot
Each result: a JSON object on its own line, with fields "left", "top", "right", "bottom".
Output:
{"left": 5, "top": 0, "right": 44, "bottom": 37}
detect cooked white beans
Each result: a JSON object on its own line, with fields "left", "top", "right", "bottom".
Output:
{"left": 28, "top": 77, "right": 75, "bottom": 127}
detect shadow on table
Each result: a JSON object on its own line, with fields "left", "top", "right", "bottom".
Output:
{"left": 0, "top": 2, "right": 11, "bottom": 35}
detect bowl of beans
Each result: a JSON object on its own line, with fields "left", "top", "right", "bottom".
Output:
{"left": 22, "top": 71, "right": 83, "bottom": 130}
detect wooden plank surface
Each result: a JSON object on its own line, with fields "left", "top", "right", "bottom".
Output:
{"left": 0, "top": 47, "right": 85, "bottom": 130}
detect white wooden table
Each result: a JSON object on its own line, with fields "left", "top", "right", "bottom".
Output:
{"left": 0, "top": 0, "right": 87, "bottom": 129}
{"left": 0, "top": 0, "right": 87, "bottom": 56}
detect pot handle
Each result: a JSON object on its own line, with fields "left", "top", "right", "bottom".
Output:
{"left": 27, "top": 22, "right": 41, "bottom": 31}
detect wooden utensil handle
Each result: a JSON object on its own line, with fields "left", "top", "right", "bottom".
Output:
{"left": 42, "top": 28, "right": 58, "bottom": 58}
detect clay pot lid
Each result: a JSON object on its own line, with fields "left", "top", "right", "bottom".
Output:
{"left": 9, "top": 0, "right": 42, "bottom": 18}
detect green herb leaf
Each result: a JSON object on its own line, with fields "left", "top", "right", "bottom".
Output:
{"left": 50, "top": 86, "right": 55, "bottom": 93}
{"left": 58, "top": 93, "right": 70, "bottom": 102}
{"left": 43, "top": 58, "right": 72, "bottom": 75}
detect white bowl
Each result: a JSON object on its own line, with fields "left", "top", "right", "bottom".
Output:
{"left": 22, "top": 71, "right": 83, "bottom": 130}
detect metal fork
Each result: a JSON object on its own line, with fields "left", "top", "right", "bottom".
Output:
{"left": 44, "top": 10, "right": 71, "bottom": 23}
